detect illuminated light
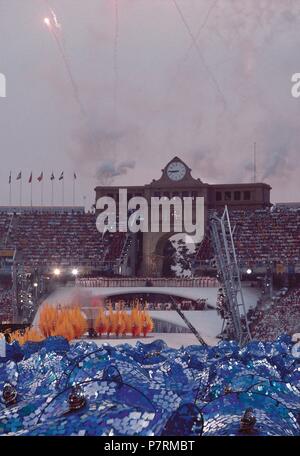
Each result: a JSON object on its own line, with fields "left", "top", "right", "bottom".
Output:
{"left": 33, "top": 282, "right": 38, "bottom": 288}
{"left": 50, "top": 8, "right": 61, "bottom": 30}
{"left": 44, "top": 17, "right": 51, "bottom": 27}
{"left": 53, "top": 268, "right": 61, "bottom": 276}
{"left": 246, "top": 268, "right": 252, "bottom": 275}
{"left": 72, "top": 268, "right": 79, "bottom": 276}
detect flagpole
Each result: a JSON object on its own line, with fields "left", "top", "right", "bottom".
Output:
{"left": 62, "top": 179, "right": 64, "bottom": 206}
{"left": 19, "top": 177, "right": 22, "bottom": 207}
{"left": 30, "top": 181, "right": 32, "bottom": 207}
{"left": 73, "top": 176, "right": 75, "bottom": 205}
{"left": 9, "top": 173, "right": 12, "bottom": 206}
{"left": 59, "top": 172, "right": 64, "bottom": 206}
{"left": 41, "top": 180, "right": 44, "bottom": 206}
{"left": 51, "top": 180, "right": 54, "bottom": 205}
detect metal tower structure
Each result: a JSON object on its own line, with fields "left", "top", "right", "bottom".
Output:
{"left": 170, "top": 296, "right": 207, "bottom": 346}
{"left": 210, "top": 206, "right": 252, "bottom": 345}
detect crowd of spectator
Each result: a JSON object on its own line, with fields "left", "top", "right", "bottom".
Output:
{"left": 194, "top": 206, "right": 300, "bottom": 267}
{"left": 0, "top": 288, "right": 13, "bottom": 322}
{"left": 247, "top": 287, "right": 300, "bottom": 340}
{"left": 1, "top": 206, "right": 299, "bottom": 271}
{"left": 215, "top": 285, "right": 300, "bottom": 341}
{"left": 0, "top": 212, "right": 127, "bottom": 268}
{"left": 232, "top": 207, "right": 300, "bottom": 265}
{"left": 104, "top": 297, "right": 207, "bottom": 311}
{"left": 77, "top": 276, "right": 219, "bottom": 288}
{"left": 1, "top": 206, "right": 300, "bottom": 331}
{"left": 194, "top": 236, "right": 213, "bottom": 262}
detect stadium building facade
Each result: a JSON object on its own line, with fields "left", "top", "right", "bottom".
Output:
{"left": 95, "top": 157, "right": 271, "bottom": 274}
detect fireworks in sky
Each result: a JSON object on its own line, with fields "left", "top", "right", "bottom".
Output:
{"left": 43, "top": 6, "right": 85, "bottom": 115}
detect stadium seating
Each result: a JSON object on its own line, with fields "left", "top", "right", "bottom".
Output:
{"left": 248, "top": 287, "right": 300, "bottom": 340}
{"left": 1, "top": 206, "right": 299, "bottom": 269}
{"left": 0, "top": 288, "right": 13, "bottom": 321}
{"left": 77, "top": 276, "right": 219, "bottom": 287}
{"left": 194, "top": 206, "right": 300, "bottom": 266}
{"left": 0, "top": 212, "right": 127, "bottom": 268}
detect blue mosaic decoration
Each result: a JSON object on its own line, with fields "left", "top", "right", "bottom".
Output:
{"left": 0, "top": 336, "right": 300, "bottom": 436}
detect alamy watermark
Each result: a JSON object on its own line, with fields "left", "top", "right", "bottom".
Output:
{"left": 96, "top": 189, "right": 205, "bottom": 242}
{"left": 0, "top": 73, "right": 6, "bottom": 98}
{"left": 291, "top": 73, "right": 300, "bottom": 98}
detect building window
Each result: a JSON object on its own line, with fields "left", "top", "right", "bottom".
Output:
{"left": 191, "top": 191, "right": 198, "bottom": 199}
{"left": 234, "top": 191, "right": 241, "bottom": 201}
{"left": 216, "top": 191, "right": 222, "bottom": 201}
{"left": 243, "top": 191, "right": 251, "bottom": 201}
{"left": 182, "top": 191, "right": 189, "bottom": 197}
{"left": 154, "top": 192, "right": 161, "bottom": 197}
{"left": 225, "top": 191, "right": 232, "bottom": 201}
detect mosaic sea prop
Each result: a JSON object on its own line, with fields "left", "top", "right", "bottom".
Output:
{"left": 0, "top": 335, "right": 300, "bottom": 436}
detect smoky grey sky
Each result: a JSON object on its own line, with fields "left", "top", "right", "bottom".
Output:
{"left": 0, "top": 0, "right": 300, "bottom": 209}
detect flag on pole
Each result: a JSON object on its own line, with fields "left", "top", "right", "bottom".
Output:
{"left": 59, "top": 171, "right": 64, "bottom": 181}
{"left": 8, "top": 172, "right": 11, "bottom": 184}
{"left": 72, "top": 172, "right": 77, "bottom": 205}
{"left": 37, "top": 172, "right": 43, "bottom": 182}
{"left": 29, "top": 172, "right": 32, "bottom": 184}
{"left": 17, "top": 172, "right": 22, "bottom": 206}
{"left": 50, "top": 172, "right": 55, "bottom": 181}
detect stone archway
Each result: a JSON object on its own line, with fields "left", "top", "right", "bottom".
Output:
{"left": 141, "top": 232, "right": 171, "bottom": 276}
{"left": 141, "top": 231, "right": 181, "bottom": 277}
{"left": 141, "top": 231, "right": 200, "bottom": 277}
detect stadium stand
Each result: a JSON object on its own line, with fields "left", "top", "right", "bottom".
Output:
{"left": 104, "top": 297, "right": 207, "bottom": 311}
{"left": 0, "top": 212, "right": 128, "bottom": 268}
{"left": 0, "top": 206, "right": 299, "bottom": 271}
{"left": 77, "top": 276, "right": 219, "bottom": 287}
{"left": 0, "top": 288, "right": 13, "bottom": 322}
{"left": 1, "top": 206, "right": 300, "bottom": 334}
{"left": 247, "top": 287, "right": 300, "bottom": 340}
{"left": 104, "top": 232, "right": 127, "bottom": 262}
{"left": 194, "top": 206, "right": 300, "bottom": 266}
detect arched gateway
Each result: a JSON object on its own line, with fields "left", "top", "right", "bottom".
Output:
{"left": 95, "top": 157, "right": 271, "bottom": 276}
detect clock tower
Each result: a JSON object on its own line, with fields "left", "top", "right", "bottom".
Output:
{"left": 94, "top": 155, "right": 271, "bottom": 276}
{"left": 150, "top": 157, "right": 202, "bottom": 187}
{"left": 166, "top": 159, "right": 187, "bottom": 181}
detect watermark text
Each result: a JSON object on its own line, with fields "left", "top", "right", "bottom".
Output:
{"left": 0, "top": 73, "right": 6, "bottom": 98}
{"left": 96, "top": 189, "right": 204, "bottom": 242}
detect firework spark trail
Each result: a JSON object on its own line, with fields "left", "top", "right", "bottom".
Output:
{"left": 54, "top": 29, "right": 85, "bottom": 112}
{"left": 44, "top": 0, "right": 61, "bottom": 30}
{"left": 167, "top": 0, "right": 218, "bottom": 99}
{"left": 50, "top": 8, "right": 61, "bottom": 30}
{"left": 172, "top": 0, "right": 227, "bottom": 108}
{"left": 44, "top": 7, "right": 85, "bottom": 116}
{"left": 184, "top": 0, "right": 218, "bottom": 59}
{"left": 44, "top": 4, "right": 102, "bottom": 160}
{"left": 113, "top": 0, "right": 120, "bottom": 132}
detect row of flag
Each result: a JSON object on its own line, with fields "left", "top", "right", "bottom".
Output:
{"left": 9, "top": 172, "right": 77, "bottom": 183}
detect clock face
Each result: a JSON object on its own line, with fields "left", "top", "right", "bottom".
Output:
{"left": 166, "top": 161, "right": 186, "bottom": 181}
